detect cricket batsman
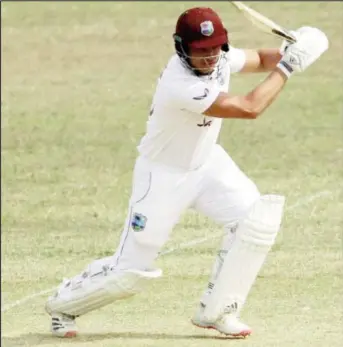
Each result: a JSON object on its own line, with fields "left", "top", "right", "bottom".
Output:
{"left": 45, "top": 7, "right": 328, "bottom": 338}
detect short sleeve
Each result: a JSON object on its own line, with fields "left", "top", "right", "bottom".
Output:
{"left": 169, "top": 79, "right": 221, "bottom": 114}
{"left": 228, "top": 46, "right": 246, "bottom": 74}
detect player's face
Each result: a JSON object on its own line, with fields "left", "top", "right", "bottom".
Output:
{"left": 188, "top": 45, "right": 222, "bottom": 74}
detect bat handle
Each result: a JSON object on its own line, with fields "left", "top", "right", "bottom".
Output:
{"left": 272, "top": 28, "right": 297, "bottom": 43}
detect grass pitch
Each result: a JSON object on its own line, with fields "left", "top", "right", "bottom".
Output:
{"left": 2, "top": 2, "right": 342, "bottom": 347}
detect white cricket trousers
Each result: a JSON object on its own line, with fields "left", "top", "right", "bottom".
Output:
{"left": 113, "top": 144, "right": 260, "bottom": 270}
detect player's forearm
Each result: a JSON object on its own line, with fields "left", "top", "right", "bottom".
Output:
{"left": 240, "top": 48, "right": 283, "bottom": 73}
{"left": 257, "top": 48, "right": 282, "bottom": 71}
{"left": 242, "top": 68, "right": 288, "bottom": 118}
{"left": 204, "top": 68, "right": 288, "bottom": 120}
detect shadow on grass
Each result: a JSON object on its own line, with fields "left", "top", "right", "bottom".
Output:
{"left": 2, "top": 331, "right": 245, "bottom": 346}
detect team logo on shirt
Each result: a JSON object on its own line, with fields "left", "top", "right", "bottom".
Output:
{"left": 197, "top": 117, "right": 212, "bottom": 127}
{"left": 131, "top": 213, "right": 147, "bottom": 232}
{"left": 200, "top": 21, "right": 214, "bottom": 36}
{"left": 193, "top": 88, "right": 209, "bottom": 100}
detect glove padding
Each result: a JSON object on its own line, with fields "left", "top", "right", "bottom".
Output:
{"left": 278, "top": 26, "right": 329, "bottom": 77}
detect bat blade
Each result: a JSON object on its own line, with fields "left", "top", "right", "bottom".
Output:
{"left": 230, "top": 1, "right": 296, "bottom": 43}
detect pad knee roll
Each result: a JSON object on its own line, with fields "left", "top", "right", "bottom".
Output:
{"left": 238, "top": 194, "right": 285, "bottom": 248}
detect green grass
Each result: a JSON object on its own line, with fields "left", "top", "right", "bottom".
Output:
{"left": 1, "top": 2, "right": 342, "bottom": 347}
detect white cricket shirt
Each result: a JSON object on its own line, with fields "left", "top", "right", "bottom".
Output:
{"left": 137, "top": 47, "right": 246, "bottom": 170}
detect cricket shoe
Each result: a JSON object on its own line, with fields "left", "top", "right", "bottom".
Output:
{"left": 50, "top": 312, "right": 78, "bottom": 338}
{"left": 191, "top": 304, "right": 252, "bottom": 337}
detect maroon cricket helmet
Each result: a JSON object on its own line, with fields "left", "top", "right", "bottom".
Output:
{"left": 173, "top": 7, "right": 229, "bottom": 49}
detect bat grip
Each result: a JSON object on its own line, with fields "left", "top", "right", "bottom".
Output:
{"left": 272, "top": 29, "right": 297, "bottom": 43}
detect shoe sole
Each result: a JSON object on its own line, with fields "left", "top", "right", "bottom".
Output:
{"left": 53, "top": 330, "right": 77, "bottom": 338}
{"left": 192, "top": 320, "right": 252, "bottom": 338}
{"left": 64, "top": 331, "right": 77, "bottom": 338}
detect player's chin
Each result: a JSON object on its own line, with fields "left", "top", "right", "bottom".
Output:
{"left": 200, "top": 66, "right": 215, "bottom": 75}
{"left": 198, "top": 63, "right": 215, "bottom": 73}
{"left": 194, "top": 62, "right": 216, "bottom": 75}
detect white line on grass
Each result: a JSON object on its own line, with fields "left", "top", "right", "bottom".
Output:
{"left": 1, "top": 188, "right": 335, "bottom": 313}
{"left": 1, "top": 288, "right": 57, "bottom": 313}
{"left": 284, "top": 190, "right": 333, "bottom": 210}
{"left": 161, "top": 234, "right": 221, "bottom": 256}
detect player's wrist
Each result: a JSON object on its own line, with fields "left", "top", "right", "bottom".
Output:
{"left": 276, "top": 60, "right": 293, "bottom": 78}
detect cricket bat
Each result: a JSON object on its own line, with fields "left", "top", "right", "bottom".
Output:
{"left": 230, "top": 1, "right": 297, "bottom": 43}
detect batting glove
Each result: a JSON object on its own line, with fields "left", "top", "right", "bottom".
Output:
{"left": 277, "top": 26, "right": 329, "bottom": 78}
